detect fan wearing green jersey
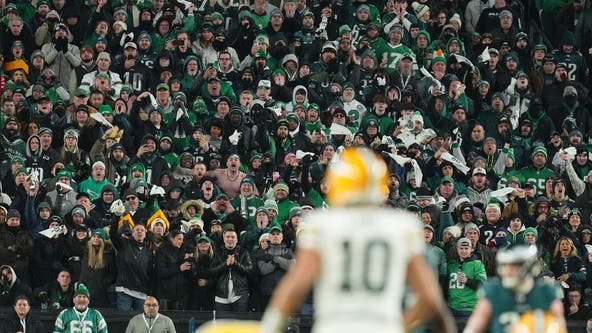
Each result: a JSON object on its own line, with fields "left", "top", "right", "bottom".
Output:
{"left": 54, "top": 283, "right": 108, "bottom": 333}
{"left": 378, "top": 25, "right": 412, "bottom": 74}
{"left": 446, "top": 238, "right": 487, "bottom": 316}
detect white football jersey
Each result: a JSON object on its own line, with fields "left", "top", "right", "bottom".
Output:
{"left": 298, "top": 207, "right": 425, "bottom": 333}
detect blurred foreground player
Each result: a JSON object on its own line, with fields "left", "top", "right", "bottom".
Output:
{"left": 463, "top": 245, "right": 566, "bottom": 333}
{"left": 258, "top": 148, "right": 457, "bottom": 333}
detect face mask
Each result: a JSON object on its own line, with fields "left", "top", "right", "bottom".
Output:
{"left": 212, "top": 39, "right": 228, "bottom": 51}
{"left": 327, "top": 58, "right": 339, "bottom": 73}
{"left": 242, "top": 77, "right": 253, "bottom": 86}
{"left": 565, "top": 95, "right": 578, "bottom": 107}
{"left": 530, "top": 104, "right": 542, "bottom": 117}
{"left": 495, "top": 235, "right": 508, "bottom": 247}
{"left": 270, "top": 44, "right": 288, "bottom": 58}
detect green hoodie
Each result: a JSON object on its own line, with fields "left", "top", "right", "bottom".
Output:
{"left": 360, "top": 113, "right": 394, "bottom": 136}
{"left": 445, "top": 37, "right": 466, "bottom": 56}
{"left": 413, "top": 30, "right": 431, "bottom": 69}
{"left": 180, "top": 55, "right": 202, "bottom": 91}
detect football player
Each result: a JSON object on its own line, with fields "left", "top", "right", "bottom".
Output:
{"left": 259, "top": 147, "right": 457, "bottom": 333}
{"left": 464, "top": 245, "right": 566, "bottom": 333}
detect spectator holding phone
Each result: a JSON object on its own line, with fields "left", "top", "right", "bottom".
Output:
{"left": 154, "top": 230, "right": 191, "bottom": 310}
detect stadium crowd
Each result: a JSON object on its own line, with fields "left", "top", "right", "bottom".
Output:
{"left": 1, "top": 0, "right": 592, "bottom": 330}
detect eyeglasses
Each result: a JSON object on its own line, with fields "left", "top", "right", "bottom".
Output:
{"left": 145, "top": 303, "right": 158, "bottom": 307}
{"left": 125, "top": 196, "right": 136, "bottom": 201}
{"left": 333, "top": 113, "right": 345, "bottom": 118}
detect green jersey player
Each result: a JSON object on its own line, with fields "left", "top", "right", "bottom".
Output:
{"left": 463, "top": 245, "right": 566, "bottom": 333}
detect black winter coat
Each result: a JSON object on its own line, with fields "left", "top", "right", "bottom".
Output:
{"left": 110, "top": 222, "right": 153, "bottom": 295}
{"left": 31, "top": 235, "right": 66, "bottom": 288}
{"left": 62, "top": 236, "right": 88, "bottom": 281}
{"left": 209, "top": 245, "right": 254, "bottom": 299}
{"left": 0, "top": 266, "right": 32, "bottom": 307}
{"left": 0, "top": 310, "right": 47, "bottom": 333}
{"left": 0, "top": 225, "right": 34, "bottom": 281}
{"left": 154, "top": 243, "right": 190, "bottom": 301}
{"left": 79, "top": 242, "right": 117, "bottom": 307}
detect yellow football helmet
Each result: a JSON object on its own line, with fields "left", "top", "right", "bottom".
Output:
{"left": 195, "top": 320, "right": 261, "bottom": 333}
{"left": 326, "top": 147, "right": 388, "bottom": 207}
{"left": 511, "top": 310, "right": 566, "bottom": 333}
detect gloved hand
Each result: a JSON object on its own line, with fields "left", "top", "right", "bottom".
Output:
{"left": 150, "top": 185, "right": 166, "bottom": 196}
{"left": 175, "top": 107, "right": 187, "bottom": 121}
{"left": 502, "top": 131, "right": 512, "bottom": 144}
{"left": 55, "top": 37, "right": 67, "bottom": 52}
{"left": 110, "top": 199, "right": 126, "bottom": 216}
{"left": 54, "top": 104, "right": 67, "bottom": 117}
{"left": 376, "top": 76, "right": 386, "bottom": 87}
{"left": 52, "top": 75, "right": 62, "bottom": 88}
{"left": 229, "top": 130, "right": 241, "bottom": 145}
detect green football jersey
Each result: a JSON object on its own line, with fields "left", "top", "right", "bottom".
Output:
{"left": 517, "top": 166, "right": 555, "bottom": 195}
{"left": 481, "top": 279, "right": 562, "bottom": 333}
{"left": 230, "top": 195, "right": 264, "bottom": 225}
{"left": 54, "top": 308, "right": 108, "bottom": 333}
{"left": 447, "top": 259, "right": 487, "bottom": 312}
{"left": 380, "top": 43, "right": 413, "bottom": 73}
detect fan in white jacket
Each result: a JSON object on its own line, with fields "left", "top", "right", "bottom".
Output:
{"left": 397, "top": 112, "right": 436, "bottom": 148}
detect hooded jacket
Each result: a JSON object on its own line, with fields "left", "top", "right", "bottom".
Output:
{"left": 181, "top": 55, "right": 202, "bottom": 91}
{"left": 286, "top": 85, "right": 309, "bottom": 113}
{"left": 41, "top": 33, "right": 81, "bottom": 88}
{"left": 281, "top": 54, "right": 300, "bottom": 82}
{"left": 89, "top": 185, "right": 119, "bottom": 229}
{"left": 552, "top": 31, "right": 588, "bottom": 83}
{"left": 220, "top": 107, "right": 256, "bottom": 160}
{"left": 230, "top": 13, "right": 259, "bottom": 60}
{"left": 0, "top": 265, "right": 33, "bottom": 306}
